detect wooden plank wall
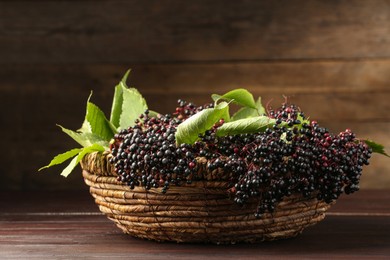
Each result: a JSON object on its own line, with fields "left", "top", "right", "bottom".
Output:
{"left": 0, "top": 0, "right": 389, "bottom": 190}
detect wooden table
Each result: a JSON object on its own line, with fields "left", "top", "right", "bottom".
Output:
{"left": 1, "top": 190, "right": 389, "bottom": 259}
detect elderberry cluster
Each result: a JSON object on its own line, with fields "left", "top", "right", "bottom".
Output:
{"left": 109, "top": 109, "right": 198, "bottom": 193}
{"left": 109, "top": 99, "right": 372, "bottom": 218}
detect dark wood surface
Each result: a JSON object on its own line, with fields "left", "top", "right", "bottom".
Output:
{"left": 1, "top": 190, "right": 389, "bottom": 259}
{"left": 1, "top": 0, "right": 389, "bottom": 190}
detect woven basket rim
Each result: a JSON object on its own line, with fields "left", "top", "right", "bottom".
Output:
{"left": 81, "top": 150, "right": 245, "bottom": 184}
{"left": 80, "top": 151, "right": 329, "bottom": 203}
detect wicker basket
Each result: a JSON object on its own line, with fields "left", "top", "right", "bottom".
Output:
{"left": 81, "top": 151, "right": 333, "bottom": 244}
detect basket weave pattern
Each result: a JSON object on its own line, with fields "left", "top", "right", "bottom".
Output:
{"left": 81, "top": 151, "right": 332, "bottom": 243}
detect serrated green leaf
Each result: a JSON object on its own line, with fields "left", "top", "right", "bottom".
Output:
{"left": 60, "top": 144, "right": 105, "bottom": 177}
{"left": 255, "top": 97, "right": 266, "bottom": 115}
{"left": 74, "top": 143, "right": 105, "bottom": 167}
{"left": 364, "top": 140, "right": 390, "bottom": 157}
{"left": 66, "top": 94, "right": 116, "bottom": 147}
{"left": 211, "top": 94, "right": 222, "bottom": 102}
{"left": 121, "top": 69, "right": 131, "bottom": 84}
{"left": 110, "top": 84, "right": 124, "bottom": 128}
{"left": 39, "top": 148, "right": 82, "bottom": 171}
{"left": 231, "top": 107, "right": 257, "bottom": 121}
{"left": 59, "top": 125, "right": 91, "bottom": 147}
{"left": 216, "top": 116, "right": 276, "bottom": 137}
{"left": 60, "top": 155, "right": 79, "bottom": 178}
{"left": 79, "top": 120, "right": 92, "bottom": 133}
{"left": 85, "top": 143, "right": 105, "bottom": 155}
{"left": 79, "top": 92, "right": 94, "bottom": 133}
{"left": 119, "top": 87, "right": 148, "bottom": 130}
{"left": 175, "top": 102, "right": 230, "bottom": 145}
{"left": 110, "top": 70, "right": 131, "bottom": 128}
{"left": 220, "top": 103, "right": 231, "bottom": 122}
{"left": 58, "top": 125, "right": 109, "bottom": 149}
{"left": 212, "top": 89, "right": 256, "bottom": 109}
{"left": 231, "top": 97, "right": 266, "bottom": 121}
{"left": 83, "top": 102, "right": 116, "bottom": 140}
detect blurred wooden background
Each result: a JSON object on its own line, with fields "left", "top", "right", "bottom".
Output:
{"left": 0, "top": 0, "right": 389, "bottom": 190}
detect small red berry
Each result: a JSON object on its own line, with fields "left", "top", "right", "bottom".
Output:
{"left": 188, "top": 162, "right": 196, "bottom": 169}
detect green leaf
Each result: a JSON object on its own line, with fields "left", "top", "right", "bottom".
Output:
{"left": 364, "top": 140, "right": 390, "bottom": 157}
{"left": 231, "top": 97, "right": 266, "bottom": 121}
{"left": 60, "top": 144, "right": 105, "bottom": 177}
{"left": 60, "top": 156, "right": 79, "bottom": 178}
{"left": 78, "top": 143, "right": 105, "bottom": 159}
{"left": 58, "top": 125, "right": 109, "bottom": 149}
{"left": 231, "top": 107, "right": 257, "bottom": 121}
{"left": 110, "top": 70, "right": 130, "bottom": 128}
{"left": 121, "top": 69, "right": 131, "bottom": 84}
{"left": 76, "top": 144, "right": 105, "bottom": 163}
{"left": 110, "top": 84, "right": 124, "bottom": 128}
{"left": 255, "top": 97, "right": 266, "bottom": 115}
{"left": 109, "top": 70, "right": 149, "bottom": 130}
{"left": 216, "top": 116, "right": 276, "bottom": 137}
{"left": 212, "top": 89, "right": 256, "bottom": 109}
{"left": 60, "top": 94, "right": 115, "bottom": 148}
{"left": 82, "top": 102, "right": 116, "bottom": 141}
{"left": 39, "top": 148, "right": 82, "bottom": 171}
{"left": 119, "top": 87, "right": 148, "bottom": 130}
{"left": 175, "top": 102, "right": 230, "bottom": 145}
{"left": 59, "top": 125, "right": 91, "bottom": 147}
